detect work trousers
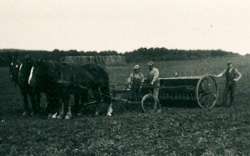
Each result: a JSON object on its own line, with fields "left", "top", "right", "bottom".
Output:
{"left": 222, "top": 82, "right": 236, "bottom": 106}
{"left": 149, "top": 86, "right": 161, "bottom": 109}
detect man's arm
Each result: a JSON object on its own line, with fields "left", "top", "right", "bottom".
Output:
{"left": 140, "top": 73, "right": 145, "bottom": 84}
{"left": 213, "top": 69, "right": 226, "bottom": 78}
{"left": 127, "top": 73, "right": 133, "bottom": 84}
{"left": 234, "top": 69, "right": 242, "bottom": 81}
{"left": 151, "top": 69, "right": 159, "bottom": 84}
{"left": 139, "top": 73, "right": 144, "bottom": 90}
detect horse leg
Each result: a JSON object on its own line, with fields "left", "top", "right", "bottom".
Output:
{"left": 100, "top": 84, "right": 113, "bottom": 117}
{"left": 78, "top": 90, "right": 88, "bottom": 115}
{"left": 20, "top": 89, "right": 30, "bottom": 116}
{"left": 29, "top": 93, "right": 38, "bottom": 116}
{"left": 30, "top": 90, "right": 41, "bottom": 116}
{"left": 57, "top": 97, "right": 65, "bottom": 119}
{"left": 64, "top": 94, "right": 72, "bottom": 119}
{"left": 107, "top": 102, "right": 113, "bottom": 117}
{"left": 44, "top": 93, "right": 56, "bottom": 119}
{"left": 35, "top": 91, "right": 41, "bottom": 112}
{"left": 51, "top": 96, "right": 60, "bottom": 119}
{"left": 57, "top": 88, "right": 71, "bottom": 119}
{"left": 74, "top": 93, "right": 81, "bottom": 116}
{"left": 92, "top": 88, "right": 101, "bottom": 116}
{"left": 49, "top": 93, "right": 61, "bottom": 119}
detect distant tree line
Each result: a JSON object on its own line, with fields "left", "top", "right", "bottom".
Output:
{"left": 0, "top": 47, "right": 239, "bottom": 67}
{"left": 123, "top": 47, "right": 239, "bottom": 63}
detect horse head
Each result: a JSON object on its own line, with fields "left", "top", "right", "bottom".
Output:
{"left": 17, "top": 55, "right": 34, "bottom": 86}
{"left": 9, "top": 55, "right": 21, "bottom": 84}
{"left": 28, "top": 60, "right": 61, "bottom": 88}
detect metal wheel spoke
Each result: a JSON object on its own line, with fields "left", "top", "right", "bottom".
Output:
{"left": 141, "top": 94, "right": 157, "bottom": 113}
{"left": 198, "top": 95, "right": 206, "bottom": 104}
{"left": 202, "top": 95, "right": 211, "bottom": 107}
{"left": 196, "top": 75, "right": 218, "bottom": 108}
{"left": 210, "top": 92, "right": 217, "bottom": 99}
{"left": 200, "top": 94, "right": 207, "bottom": 102}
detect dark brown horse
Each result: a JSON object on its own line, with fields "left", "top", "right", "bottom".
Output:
{"left": 27, "top": 59, "right": 61, "bottom": 118}
{"left": 28, "top": 60, "right": 113, "bottom": 119}
{"left": 8, "top": 55, "right": 41, "bottom": 116}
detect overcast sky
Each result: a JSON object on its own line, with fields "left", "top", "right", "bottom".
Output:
{"left": 1, "top": 0, "right": 250, "bottom": 55}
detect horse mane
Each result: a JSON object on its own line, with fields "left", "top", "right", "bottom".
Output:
{"left": 46, "top": 60, "right": 61, "bottom": 69}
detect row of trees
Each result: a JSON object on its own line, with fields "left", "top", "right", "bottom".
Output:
{"left": 124, "top": 48, "right": 238, "bottom": 62}
{"left": 0, "top": 47, "right": 239, "bottom": 67}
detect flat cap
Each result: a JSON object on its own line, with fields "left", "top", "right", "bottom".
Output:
{"left": 134, "top": 65, "right": 140, "bottom": 69}
{"left": 147, "top": 61, "right": 154, "bottom": 66}
{"left": 227, "top": 61, "right": 233, "bottom": 65}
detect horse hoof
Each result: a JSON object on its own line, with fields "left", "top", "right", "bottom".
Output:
{"left": 77, "top": 112, "right": 82, "bottom": 116}
{"left": 107, "top": 113, "right": 112, "bottom": 117}
{"left": 52, "top": 113, "right": 57, "bottom": 119}
{"left": 65, "top": 115, "right": 72, "bottom": 120}
{"left": 47, "top": 114, "right": 52, "bottom": 119}
{"left": 30, "top": 111, "right": 37, "bottom": 116}
{"left": 22, "top": 112, "right": 28, "bottom": 116}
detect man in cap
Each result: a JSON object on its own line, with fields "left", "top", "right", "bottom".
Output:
{"left": 213, "top": 61, "right": 242, "bottom": 107}
{"left": 127, "top": 65, "right": 144, "bottom": 101}
{"left": 147, "top": 61, "right": 161, "bottom": 112}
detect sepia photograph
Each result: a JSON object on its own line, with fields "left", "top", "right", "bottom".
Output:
{"left": 0, "top": 0, "right": 250, "bottom": 155}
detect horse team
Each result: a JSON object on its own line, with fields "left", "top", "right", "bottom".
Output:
{"left": 9, "top": 55, "right": 113, "bottom": 119}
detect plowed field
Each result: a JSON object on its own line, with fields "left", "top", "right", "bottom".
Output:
{"left": 1, "top": 56, "right": 250, "bottom": 155}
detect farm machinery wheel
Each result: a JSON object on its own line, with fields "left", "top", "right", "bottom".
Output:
{"left": 196, "top": 75, "right": 218, "bottom": 108}
{"left": 141, "top": 94, "right": 157, "bottom": 113}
